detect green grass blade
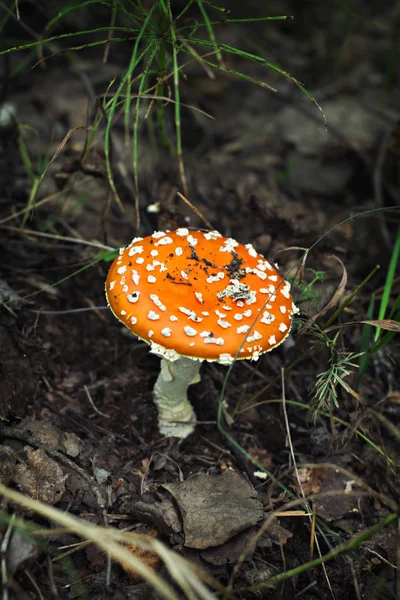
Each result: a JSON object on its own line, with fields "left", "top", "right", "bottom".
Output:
{"left": 180, "top": 15, "right": 292, "bottom": 32}
{"left": 180, "top": 39, "right": 326, "bottom": 125}
{"left": 175, "top": 0, "right": 196, "bottom": 21}
{"left": 161, "top": 0, "right": 188, "bottom": 194}
{"left": 0, "top": 256, "right": 103, "bottom": 308}
{"left": 374, "top": 225, "right": 400, "bottom": 341}
{"left": 132, "top": 44, "right": 159, "bottom": 227}
{"left": 267, "top": 512, "right": 398, "bottom": 586}
{"left": 44, "top": 1, "right": 110, "bottom": 31}
{"left": 21, "top": 178, "right": 40, "bottom": 228}
{"left": 196, "top": 0, "right": 223, "bottom": 64}
{"left": 123, "top": 0, "right": 160, "bottom": 143}
{"left": 358, "top": 295, "right": 375, "bottom": 376}
{"left": 42, "top": 1, "right": 146, "bottom": 35}
{"left": 0, "top": 28, "right": 146, "bottom": 56}
{"left": 104, "top": 3, "right": 158, "bottom": 212}
{"left": 16, "top": 126, "right": 35, "bottom": 180}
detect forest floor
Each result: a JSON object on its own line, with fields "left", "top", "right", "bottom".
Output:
{"left": 0, "top": 2, "right": 400, "bottom": 599}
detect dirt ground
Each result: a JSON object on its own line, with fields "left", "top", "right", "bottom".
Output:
{"left": 1, "top": 1, "right": 400, "bottom": 599}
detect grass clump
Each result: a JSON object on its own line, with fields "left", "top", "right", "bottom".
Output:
{"left": 0, "top": 1, "right": 324, "bottom": 228}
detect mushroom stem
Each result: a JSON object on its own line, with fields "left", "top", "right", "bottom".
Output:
{"left": 153, "top": 357, "right": 201, "bottom": 438}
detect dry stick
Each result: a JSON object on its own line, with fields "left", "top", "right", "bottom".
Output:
{"left": 103, "top": 1, "right": 117, "bottom": 64}
{"left": 280, "top": 368, "right": 335, "bottom": 600}
{"left": 294, "top": 581, "right": 318, "bottom": 598}
{"left": 373, "top": 128, "right": 394, "bottom": 250}
{"left": 310, "top": 502, "right": 317, "bottom": 560}
{"left": 0, "top": 225, "right": 114, "bottom": 250}
{"left": 167, "top": 18, "right": 216, "bottom": 80}
{"left": 310, "top": 255, "right": 348, "bottom": 324}
{"left": 27, "top": 126, "right": 90, "bottom": 215}
{"left": 28, "top": 306, "right": 108, "bottom": 315}
{"left": 348, "top": 559, "right": 362, "bottom": 600}
{"left": 176, "top": 192, "right": 214, "bottom": 230}
{"left": 101, "top": 92, "right": 215, "bottom": 121}
{"left": 46, "top": 555, "right": 58, "bottom": 598}
{"left": 100, "top": 187, "right": 113, "bottom": 247}
{"left": 322, "top": 264, "right": 381, "bottom": 330}
{"left": 84, "top": 384, "right": 110, "bottom": 419}
{"left": 0, "top": 191, "right": 64, "bottom": 225}
{"left": 0, "top": 0, "right": 37, "bottom": 40}
{"left": 23, "top": 572, "right": 42, "bottom": 599}
{"left": 97, "top": 99, "right": 125, "bottom": 215}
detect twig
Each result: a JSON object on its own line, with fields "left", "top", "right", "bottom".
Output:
{"left": 176, "top": 192, "right": 214, "bottom": 230}
{"left": 0, "top": 191, "right": 64, "bottom": 225}
{"left": 281, "top": 368, "right": 335, "bottom": 599}
{"left": 0, "top": 225, "right": 114, "bottom": 250}
{"left": 373, "top": 128, "right": 394, "bottom": 249}
{"left": 84, "top": 385, "right": 110, "bottom": 419}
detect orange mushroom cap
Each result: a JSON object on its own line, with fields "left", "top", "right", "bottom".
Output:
{"left": 106, "top": 229, "right": 297, "bottom": 364}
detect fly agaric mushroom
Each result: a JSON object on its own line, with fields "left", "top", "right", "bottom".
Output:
{"left": 106, "top": 229, "right": 297, "bottom": 438}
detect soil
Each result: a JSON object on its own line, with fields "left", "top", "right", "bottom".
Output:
{"left": 0, "top": 1, "right": 400, "bottom": 599}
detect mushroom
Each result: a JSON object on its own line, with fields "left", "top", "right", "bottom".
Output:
{"left": 106, "top": 228, "right": 297, "bottom": 438}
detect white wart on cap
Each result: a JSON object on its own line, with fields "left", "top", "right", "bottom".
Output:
{"left": 106, "top": 229, "right": 297, "bottom": 365}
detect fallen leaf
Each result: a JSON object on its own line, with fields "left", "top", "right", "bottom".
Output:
{"left": 120, "top": 496, "right": 182, "bottom": 536}
{"left": 292, "top": 466, "right": 328, "bottom": 496}
{"left": 359, "top": 319, "right": 400, "bottom": 332}
{"left": 122, "top": 529, "right": 161, "bottom": 581}
{"left": 315, "top": 469, "right": 364, "bottom": 521}
{"left": 0, "top": 445, "right": 19, "bottom": 484}
{"left": 163, "top": 470, "right": 263, "bottom": 549}
{"left": 13, "top": 446, "right": 68, "bottom": 505}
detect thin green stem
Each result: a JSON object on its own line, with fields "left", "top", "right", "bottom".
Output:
{"left": 163, "top": 0, "right": 188, "bottom": 193}
{"left": 132, "top": 44, "right": 159, "bottom": 228}
{"left": 265, "top": 513, "right": 398, "bottom": 586}
{"left": 156, "top": 5, "right": 173, "bottom": 152}
{"left": 196, "top": 0, "right": 223, "bottom": 64}
{"left": 374, "top": 226, "right": 400, "bottom": 341}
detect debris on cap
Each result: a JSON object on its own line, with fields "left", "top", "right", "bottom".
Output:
{"left": 106, "top": 229, "right": 297, "bottom": 365}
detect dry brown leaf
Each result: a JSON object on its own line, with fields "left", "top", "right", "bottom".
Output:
{"left": 163, "top": 471, "right": 263, "bottom": 550}
{"left": 325, "top": 319, "right": 400, "bottom": 334}
{"left": 386, "top": 390, "right": 400, "bottom": 404}
{"left": 248, "top": 448, "right": 272, "bottom": 470}
{"left": 359, "top": 319, "right": 400, "bottom": 332}
{"left": 13, "top": 446, "right": 68, "bottom": 505}
{"left": 271, "top": 247, "right": 309, "bottom": 284}
{"left": 312, "top": 255, "right": 347, "bottom": 322}
{"left": 121, "top": 529, "right": 161, "bottom": 581}
{"left": 292, "top": 466, "right": 328, "bottom": 496}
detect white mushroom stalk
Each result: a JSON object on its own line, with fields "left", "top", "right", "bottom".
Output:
{"left": 106, "top": 228, "right": 297, "bottom": 438}
{"left": 153, "top": 356, "right": 200, "bottom": 438}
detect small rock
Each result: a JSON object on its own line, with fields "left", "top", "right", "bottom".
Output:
{"left": 277, "top": 98, "right": 385, "bottom": 155}
{"left": 286, "top": 151, "right": 352, "bottom": 195}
